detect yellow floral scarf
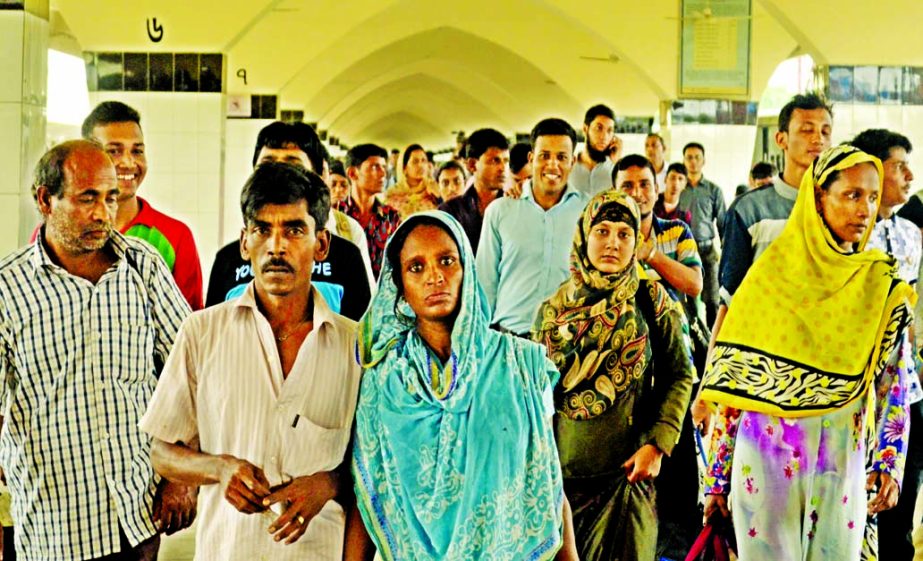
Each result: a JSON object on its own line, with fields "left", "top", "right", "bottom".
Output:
{"left": 700, "top": 145, "right": 915, "bottom": 417}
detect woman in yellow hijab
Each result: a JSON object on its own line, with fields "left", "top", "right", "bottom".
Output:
{"left": 700, "top": 145, "right": 917, "bottom": 560}
{"left": 384, "top": 144, "right": 442, "bottom": 218}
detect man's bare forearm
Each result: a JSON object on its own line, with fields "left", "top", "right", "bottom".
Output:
{"left": 151, "top": 437, "right": 227, "bottom": 487}
{"left": 647, "top": 254, "right": 703, "bottom": 297}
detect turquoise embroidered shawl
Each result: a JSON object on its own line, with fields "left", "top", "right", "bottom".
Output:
{"left": 353, "top": 211, "right": 564, "bottom": 560}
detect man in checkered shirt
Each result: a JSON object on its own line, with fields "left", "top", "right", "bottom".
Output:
{"left": 0, "top": 140, "right": 194, "bottom": 560}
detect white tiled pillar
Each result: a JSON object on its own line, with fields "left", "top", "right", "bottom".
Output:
{"left": 0, "top": 3, "right": 48, "bottom": 257}
{"left": 87, "top": 91, "right": 226, "bottom": 284}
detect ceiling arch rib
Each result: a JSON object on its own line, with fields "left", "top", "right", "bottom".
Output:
{"left": 317, "top": 58, "right": 525, "bottom": 130}
{"left": 296, "top": 26, "right": 579, "bottom": 140}
{"left": 330, "top": 74, "right": 511, "bottom": 146}
{"left": 359, "top": 112, "right": 448, "bottom": 148}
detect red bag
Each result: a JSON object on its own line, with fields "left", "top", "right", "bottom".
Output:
{"left": 684, "top": 521, "right": 738, "bottom": 561}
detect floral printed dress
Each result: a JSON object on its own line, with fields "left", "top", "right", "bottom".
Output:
{"left": 705, "top": 334, "right": 915, "bottom": 561}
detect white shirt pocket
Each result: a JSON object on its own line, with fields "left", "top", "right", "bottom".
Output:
{"left": 280, "top": 415, "right": 351, "bottom": 480}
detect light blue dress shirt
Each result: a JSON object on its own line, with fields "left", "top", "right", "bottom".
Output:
{"left": 476, "top": 184, "right": 588, "bottom": 334}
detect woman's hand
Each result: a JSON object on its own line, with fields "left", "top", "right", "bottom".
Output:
{"left": 867, "top": 471, "right": 900, "bottom": 515}
{"left": 622, "top": 444, "right": 663, "bottom": 483}
{"left": 691, "top": 398, "right": 714, "bottom": 435}
{"left": 703, "top": 494, "right": 730, "bottom": 524}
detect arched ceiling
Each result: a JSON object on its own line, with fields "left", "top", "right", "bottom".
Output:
{"left": 51, "top": 0, "right": 923, "bottom": 149}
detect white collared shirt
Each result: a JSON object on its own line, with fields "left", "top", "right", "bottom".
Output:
{"left": 140, "top": 284, "right": 360, "bottom": 561}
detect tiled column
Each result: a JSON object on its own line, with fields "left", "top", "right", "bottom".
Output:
{"left": 0, "top": 2, "right": 48, "bottom": 256}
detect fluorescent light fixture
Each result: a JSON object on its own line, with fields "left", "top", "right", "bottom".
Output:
{"left": 47, "top": 49, "right": 90, "bottom": 126}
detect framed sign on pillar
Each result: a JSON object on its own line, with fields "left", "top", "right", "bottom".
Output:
{"left": 679, "top": 0, "right": 752, "bottom": 99}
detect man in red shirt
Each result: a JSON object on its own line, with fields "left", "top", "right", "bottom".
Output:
{"left": 82, "top": 101, "right": 204, "bottom": 309}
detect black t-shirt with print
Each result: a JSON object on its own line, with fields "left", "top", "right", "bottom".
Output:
{"left": 205, "top": 235, "right": 371, "bottom": 321}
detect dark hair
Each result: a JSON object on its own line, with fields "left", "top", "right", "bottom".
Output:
{"left": 583, "top": 104, "right": 615, "bottom": 126}
{"left": 402, "top": 144, "right": 426, "bottom": 170}
{"left": 645, "top": 133, "right": 665, "bottom": 149}
{"left": 436, "top": 160, "right": 466, "bottom": 182}
{"left": 819, "top": 169, "right": 842, "bottom": 191}
{"left": 346, "top": 143, "right": 388, "bottom": 169}
{"left": 750, "top": 161, "right": 777, "bottom": 181}
{"left": 849, "top": 129, "right": 913, "bottom": 163}
{"left": 390, "top": 148, "right": 400, "bottom": 155}
{"left": 240, "top": 162, "right": 330, "bottom": 230}
{"left": 683, "top": 142, "right": 705, "bottom": 156}
{"left": 465, "top": 128, "right": 509, "bottom": 160}
{"left": 666, "top": 162, "right": 688, "bottom": 178}
{"left": 510, "top": 142, "right": 531, "bottom": 174}
{"left": 251, "top": 121, "right": 328, "bottom": 174}
{"left": 611, "top": 154, "right": 656, "bottom": 184}
{"left": 81, "top": 101, "right": 141, "bottom": 139}
{"left": 385, "top": 216, "right": 459, "bottom": 296}
{"left": 778, "top": 92, "right": 833, "bottom": 133}
{"left": 329, "top": 159, "right": 346, "bottom": 177}
{"left": 530, "top": 118, "right": 577, "bottom": 150}
{"left": 33, "top": 139, "right": 105, "bottom": 200}
{"left": 425, "top": 151, "right": 435, "bottom": 163}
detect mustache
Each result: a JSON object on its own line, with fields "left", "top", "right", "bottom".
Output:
{"left": 83, "top": 222, "right": 112, "bottom": 235}
{"left": 261, "top": 258, "right": 294, "bottom": 273}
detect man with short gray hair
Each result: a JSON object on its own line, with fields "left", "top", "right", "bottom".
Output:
{"left": 0, "top": 140, "right": 193, "bottom": 560}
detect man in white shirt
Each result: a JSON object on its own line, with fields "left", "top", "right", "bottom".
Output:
{"left": 567, "top": 104, "right": 622, "bottom": 197}
{"left": 645, "top": 133, "right": 669, "bottom": 190}
{"left": 140, "top": 163, "right": 361, "bottom": 560}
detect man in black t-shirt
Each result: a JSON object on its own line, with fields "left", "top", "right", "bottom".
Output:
{"left": 205, "top": 234, "right": 370, "bottom": 320}
{"left": 205, "top": 122, "right": 372, "bottom": 319}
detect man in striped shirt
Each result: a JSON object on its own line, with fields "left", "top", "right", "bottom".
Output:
{"left": 0, "top": 140, "right": 193, "bottom": 560}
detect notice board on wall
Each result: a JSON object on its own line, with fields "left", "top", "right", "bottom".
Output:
{"left": 679, "top": 0, "right": 752, "bottom": 99}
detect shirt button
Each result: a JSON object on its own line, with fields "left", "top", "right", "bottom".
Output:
{"left": 270, "top": 456, "right": 277, "bottom": 463}
{"left": 100, "top": 431, "right": 109, "bottom": 440}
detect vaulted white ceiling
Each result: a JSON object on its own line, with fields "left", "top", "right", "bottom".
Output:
{"left": 52, "top": 0, "right": 923, "bottom": 148}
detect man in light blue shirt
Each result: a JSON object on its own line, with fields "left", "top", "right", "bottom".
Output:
{"left": 477, "top": 118, "right": 588, "bottom": 335}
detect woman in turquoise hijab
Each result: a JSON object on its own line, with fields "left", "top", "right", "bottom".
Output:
{"left": 344, "top": 211, "right": 578, "bottom": 561}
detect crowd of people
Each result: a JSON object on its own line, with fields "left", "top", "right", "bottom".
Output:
{"left": 0, "top": 90, "right": 920, "bottom": 561}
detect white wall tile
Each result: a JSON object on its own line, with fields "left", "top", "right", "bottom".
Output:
{"left": 619, "top": 134, "right": 647, "bottom": 158}
{"left": 196, "top": 173, "right": 220, "bottom": 214}
{"left": 172, "top": 135, "right": 198, "bottom": 173}
{"left": 197, "top": 94, "right": 224, "bottom": 133}
{"left": 0, "top": 104, "right": 24, "bottom": 196}
{"left": 22, "top": 13, "right": 47, "bottom": 105}
{"left": 852, "top": 105, "right": 879, "bottom": 133}
{"left": 0, "top": 194, "right": 22, "bottom": 257}
{"left": 172, "top": 96, "right": 198, "bottom": 133}
{"left": 171, "top": 173, "right": 198, "bottom": 214}
{"left": 145, "top": 131, "right": 174, "bottom": 174}
{"left": 0, "top": 12, "right": 25, "bottom": 104}
{"left": 144, "top": 94, "right": 174, "bottom": 134}
{"left": 20, "top": 102, "right": 46, "bottom": 189}
{"left": 196, "top": 133, "right": 222, "bottom": 173}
